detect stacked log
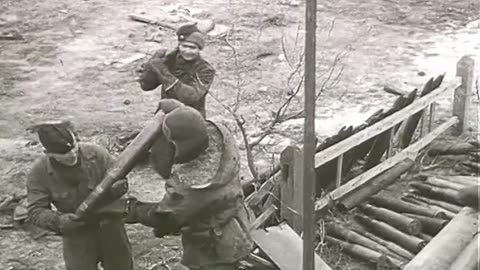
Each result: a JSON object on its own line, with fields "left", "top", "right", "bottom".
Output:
{"left": 358, "top": 204, "right": 422, "bottom": 235}
{"left": 351, "top": 226, "right": 416, "bottom": 260}
{"left": 325, "top": 236, "right": 403, "bottom": 269}
{"left": 325, "top": 223, "right": 407, "bottom": 262}
{"left": 427, "top": 141, "right": 479, "bottom": 156}
{"left": 402, "top": 213, "right": 449, "bottom": 235}
{"left": 404, "top": 207, "right": 478, "bottom": 270}
{"left": 370, "top": 193, "right": 448, "bottom": 218}
{"left": 337, "top": 158, "right": 415, "bottom": 210}
{"left": 354, "top": 214, "right": 426, "bottom": 253}
{"left": 402, "top": 193, "right": 462, "bottom": 213}
{"left": 409, "top": 182, "right": 461, "bottom": 205}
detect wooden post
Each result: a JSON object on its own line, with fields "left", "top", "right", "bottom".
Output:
{"left": 453, "top": 55, "right": 475, "bottom": 135}
{"left": 304, "top": 0, "right": 317, "bottom": 268}
{"left": 280, "top": 146, "right": 304, "bottom": 234}
{"left": 386, "top": 128, "right": 395, "bottom": 157}
{"left": 335, "top": 155, "right": 344, "bottom": 188}
{"left": 428, "top": 103, "right": 436, "bottom": 132}
{"left": 420, "top": 109, "right": 427, "bottom": 137}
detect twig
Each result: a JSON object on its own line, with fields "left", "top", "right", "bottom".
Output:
{"left": 208, "top": 92, "right": 259, "bottom": 181}
{"left": 475, "top": 75, "right": 479, "bottom": 100}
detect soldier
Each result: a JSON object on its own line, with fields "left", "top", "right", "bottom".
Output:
{"left": 139, "top": 24, "right": 215, "bottom": 118}
{"left": 126, "top": 99, "right": 253, "bottom": 270}
{"left": 26, "top": 121, "right": 133, "bottom": 270}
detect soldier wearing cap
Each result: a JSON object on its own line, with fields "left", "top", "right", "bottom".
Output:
{"left": 26, "top": 121, "right": 133, "bottom": 270}
{"left": 139, "top": 24, "right": 215, "bottom": 118}
{"left": 126, "top": 99, "right": 253, "bottom": 270}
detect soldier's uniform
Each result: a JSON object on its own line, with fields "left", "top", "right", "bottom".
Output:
{"left": 27, "top": 142, "right": 133, "bottom": 270}
{"left": 139, "top": 25, "right": 215, "bottom": 118}
{"left": 127, "top": 100, "right": 253, "bottom": 270}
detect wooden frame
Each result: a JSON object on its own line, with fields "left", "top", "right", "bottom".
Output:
{"left": 278, "top": 56, "right": 475, "bottom": 225}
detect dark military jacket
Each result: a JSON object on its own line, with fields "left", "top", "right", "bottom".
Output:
{"left": 139, "top": 49, "right": 215, "bottom": 118}
{"left": 27, "top": 143, "right": 120, "bottom": 232}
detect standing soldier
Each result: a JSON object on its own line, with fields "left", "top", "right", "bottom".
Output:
{"left": 139, "top": 24, "right": 215, "bottom": 118}
{"left": 126, "top": 99, "right": 253, "bottom": 270}
{"left": 26, "top": 121, "right": 133, "bottom": 270}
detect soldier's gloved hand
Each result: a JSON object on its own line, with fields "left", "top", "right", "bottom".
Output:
{"left": 110, "top": 179, "right": 129, "bottom": 198}
{"left": 124, "top": 196, "right": 140, "bottom": 224}
{"left": 58, "top": 213, "right": 85, "bottom": 234}
{"left": 151, "top": 49, "right": 168, "bottom": 60}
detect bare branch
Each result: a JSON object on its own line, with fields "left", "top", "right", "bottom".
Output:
{"left": 281, "top": 34, "right": 294, "bottom": 70}
{"left": 475, "top": 75, "right": 479, "bottom": 100}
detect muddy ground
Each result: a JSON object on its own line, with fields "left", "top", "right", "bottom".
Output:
{"left": 1, "top": 0, "right": 479, "bottom": 269}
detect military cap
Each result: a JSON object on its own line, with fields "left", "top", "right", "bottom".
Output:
{"left": 176, "top": 23, "right": 205, "bottom": 49}
{"left": 28, "top": 120, "right": 76, "bottom": 154}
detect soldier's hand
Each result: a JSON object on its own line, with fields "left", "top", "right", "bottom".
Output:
{"left": 58, "top": 213, "right": 85, "bottom": 234}
{"left": 152, "top": 49, "right": 168, "bottom": 60}
{"left": 110, "top": 179, "right": 129, "bottom": 198}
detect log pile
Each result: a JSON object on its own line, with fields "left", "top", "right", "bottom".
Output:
{"left": 324, "top": 173, "right": 479, "bottom": 269}
{"left": 242, "top": 74, "right": 479, "bottom": 269}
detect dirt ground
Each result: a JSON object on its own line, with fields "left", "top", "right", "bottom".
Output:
{"left": 1, "top": 0, "right": 479, "bottom": 269}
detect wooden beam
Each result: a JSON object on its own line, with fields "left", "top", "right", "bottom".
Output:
{"left": 304, "top": 0, "right": 317, "bottom": 269}
{"left": 315, "top": 116, "right": 459, "bottom": 214}
{"left": 453, "top": 55, "right": 475, "bottom": 135}
{"left": 245, "top": 178, "right": 274, "bottom": 208}
{"left": 428, "top": 103, "right": 436, "bottom": 132}
{"left": 404, "top": 207, "right": 479, "bottom": 270}
{"left": 335, "top": 155, "right": 344, "bottom": 188}
{"left": 386, "top": 128, "right": 395, "bottom": 158}
{"left": 246, "top": 253, "right": 278, "bottom": 269}
{"left": 314, "top": 85, "right": 454, "bottom": 169}
{"left": 280, "top": 146, "right": 304, "bottom": 233}
{"left": 250, "top": 204, "right": 279, "bottom": 230}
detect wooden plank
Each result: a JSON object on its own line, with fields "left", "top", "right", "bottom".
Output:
{"left": 280, "top": 146, "right": 304, "bottom": 233}
{"left": 246, "top": 253, "right": 278, "bottom": 269}
{"left": 453, "top": 55, "right": 475, "bottom": 135}
{"left": 386, "top": 128, "right": 395, "bottom": 158}
{"left": 429, "top": 103, "right": 436, "bottom": 132}
{"left": 245, "top": 179, "right": 274, "bottom": 208}
{"left": 420, "top": 109, "right": 427, "bottom": 137}
{"left": 249, "top": 204, "right": 278, "bottom": 230}
{"left": 335, "top": 155, "right": 344, "bottom": 188}
{"left": 315, "top": 116, "right": 459, "bottom": 214}
{"left": 404, "top": 207, "right": 479, "bottom": 270}
{"left": 447, "top": 233, "right": 479, "bottom": 270}
{"left": 251, "top": 223, "right": 331, "bottom": 270}
{"left": 314, "top": 85, "right": 454, "bottom": 168}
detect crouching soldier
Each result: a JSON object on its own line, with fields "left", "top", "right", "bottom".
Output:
{"left": 26, "top": 121, "right": 133, "bottom": 270}
{"left": 126, "top": 99, "right": 253, "bottom": 270}
{"left": 138, "top": 23, "right": 215, "bottom": 118}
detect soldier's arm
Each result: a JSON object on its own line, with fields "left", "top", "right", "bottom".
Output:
{"left": 157, "top": 62, "right": 215, "bottom": 106}
{"left": 26, "top": 167, "right": 61, "bottom": 232}
{"left": 138, "top": 61, "right": 161, "bottom": 91}
{"left": 138, "top": 50, "right": 169, "bottom": 91}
